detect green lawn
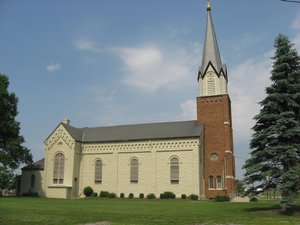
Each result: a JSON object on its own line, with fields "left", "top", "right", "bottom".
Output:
{"left": 0, "top": 197, "right": 299, "bottom": 225}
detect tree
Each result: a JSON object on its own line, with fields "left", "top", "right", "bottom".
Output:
{"left": 236, "top": 179, "right": 246, "bottom": 196}
{"left": 0, "top": 74, "right": 32, "bottom": 189}
{"left": 243, "top": 34, "right": 300, "bottom": 211}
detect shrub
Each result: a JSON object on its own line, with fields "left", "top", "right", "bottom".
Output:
{"left": 189, "top": 194, "right": 199, "bottom": 201}
{"left": 99, "top": 191, "right": 109, "bottom": 198}
{"left": 250, "top": 197, "right": 258, "bottom": 202}
{"left": 139, "top": 193, "right": 144, "bottom": 199}
{"left": 146, "top": 193, "right": 156, "bottom": 199}
{"left": 120, "top": 193, "right": 125, "bottom": 198}
{"left": 83, "top": 186, "right": 94, "bottom": 197}
{"left": 92, "top": 192, "right": 98, "bottom": 197}
{"left": 181, "top": 194, "right": 187, "bottom": 199}
{"left": 160, "top": 191, "right": 176, "bottom": 199}
{"left": 22, "top": 192, "right": 39, "bottom": 197}
{"left": 215, "top": 195, "right": 230, "bottom": 202}
{"left": 108, "top": 192, "right": 116, "bottom": 198}
{"left": 128, "top": 193, "right": 134, "bottom": 199}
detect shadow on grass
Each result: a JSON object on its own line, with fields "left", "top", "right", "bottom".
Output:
{"left": 245, "top": 204, "right": 300, "bottom": 216}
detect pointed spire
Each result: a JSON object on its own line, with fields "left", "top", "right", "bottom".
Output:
{"left": 199, "top": 0, "right": 223, "bottom": 78}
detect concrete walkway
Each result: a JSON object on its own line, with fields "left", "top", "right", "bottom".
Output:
{"left": 231, "top": 196, "right": 250, "bottom": 202}
{"left": 83, "top": 222, "right": 111, "bottom": 225}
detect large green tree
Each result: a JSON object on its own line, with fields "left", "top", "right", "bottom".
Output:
{"left": 0, "top": 74, "right": 32, "bottom": 189}
{"left": 244, "top": 34, "right": 300, "bottom": 210}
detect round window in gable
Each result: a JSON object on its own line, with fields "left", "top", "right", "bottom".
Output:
{"left": 210, "top": 153, "right": 219, "bottom": 161}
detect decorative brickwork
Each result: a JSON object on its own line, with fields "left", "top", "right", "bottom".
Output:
{"left": 45, "top": 126, "right": 75, "bottom": 150}
{"left": 197, "top": 94, "right": 236, "bottom": 199}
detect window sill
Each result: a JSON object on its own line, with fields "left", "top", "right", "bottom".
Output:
{"left": 48, "top": 185, "right": 72, "bottom": 188}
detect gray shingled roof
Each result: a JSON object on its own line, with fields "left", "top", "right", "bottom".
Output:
{"left": 62, "top": 120, "right": 203, "bottom": 143}
{"left": 22, "top": 158, "right": 44, "bottom": 170}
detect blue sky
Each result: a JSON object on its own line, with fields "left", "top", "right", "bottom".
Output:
{"left": 1, "top": 0, "right": 300, "bottom": 179}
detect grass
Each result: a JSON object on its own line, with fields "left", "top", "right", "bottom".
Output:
{"left": 0, "top": 197, "right": 299, "bottom": 225}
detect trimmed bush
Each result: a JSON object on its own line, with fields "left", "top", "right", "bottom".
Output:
{"left": 250, "top": 197, "right": 258, "bottom": 202}
{"left": 215, "top": 195, "right": 230, "bottom": 202}
{"left": 108, "top": 192, "right": 116, "bottom": 198}
{"left": 22, "top": 192, "right": 39, "bottom": 197}
{"left": 83, "top": 186, "right": 94, "bottom": 197}
{"left": 139, "top": 193, "right": 144, "bottom": 199}
{"left": 146, "top": 193, "right": 156, "bottom": 199}
{"left": 128, "top": 193, "right": 134, "bottom": 199}
{"left": 92, "top": 192, "right": 98, "bottom": 197}
{"left": 160, "top": 191, "right": 176, "bottom": 199}
{"left": 189, "top": 194, "right": 199, "bottom": 201}
{"left": 120, "top": 193, "right": 125, "bottom": 198}
{"left": 181, "top": 194, "right": 187, "bottom": 199}
{"left": 99, "top": 191, "right": 109, "bottom": 198}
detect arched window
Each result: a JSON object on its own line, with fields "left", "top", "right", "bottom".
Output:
{"left": 30, "top": 174, "right": 35, "bottom": 188}
{"left": 216, "top": 176, "right": 222, "bottom": 189}
{"left": 170, "top": 157, "right": 179, "bottom": 184}
{"left": 208, "top": 176, "right": 214, "bottom": 189}
{"left": 53, "top": 153, "right": 64, "bottom": 184}
{"left": 95, "top": 160, "right": 103, "bottom": 184}
{"left": 130, "top": 158, "right": 139, "bottom": 184}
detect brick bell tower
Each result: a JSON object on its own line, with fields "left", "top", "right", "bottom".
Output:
{"left": 197, "top": 1, "right": 236, "bottom": 199}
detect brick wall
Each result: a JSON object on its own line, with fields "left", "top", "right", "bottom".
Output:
{"left": 197, "top": 94, "right": 236, "bottom": 199}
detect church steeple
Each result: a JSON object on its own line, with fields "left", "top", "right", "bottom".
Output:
{"left": 198, "top": 1, "right": 228, "bottom": 96}
{"left": 196, "top": 0, "right": 236, "bottom": 200}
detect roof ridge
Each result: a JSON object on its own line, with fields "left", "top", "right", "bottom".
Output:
{"left": 62, "top": 120, "right": 202, "bottom": 143}
{"left": 82, "top": 120, "right": 197, "bottom": 130}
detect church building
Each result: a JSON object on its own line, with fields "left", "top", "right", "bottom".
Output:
{"left": 19, "top": 1, "right": 236, "bottom": 199}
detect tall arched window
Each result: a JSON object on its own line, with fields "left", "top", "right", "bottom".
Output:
{"left": 170, "top": 157, "right": 179, "bottom": 184}
{"left": 53, "top": 153, "right": 64, "bottom": 184}
{"left": 208, "top": 176, "right": 214, "bottom": 189}
{"left": 95, "top": 160, "right": 103, "bottom": 184}
{"left": 216, "top": 176, "right": 222, "bottom": 189}
{"left": 30, "top": 174, "right": 35, "bottom": 188}
{"left": 130, "top": 158, "right": 139, "bottom": 184}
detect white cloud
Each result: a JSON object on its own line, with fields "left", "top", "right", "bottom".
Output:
{"left": 179, "top": 99, "right": 196, "bottom": 120}
{"left": 73, "top": 37, "right": 100, "bottom": 52}
{"left": 46, "top": 63, "right": 61, "bottom": 72}
{"left": 110, "top": 44, "right": 199, "bottom": 92}
{"left": 292, "top": 33, "right": 300, "bottom": 50}
{"left": 230, "top": 51, "right": 272, "bottom": 148}
{"left": 291, "top": 11, "right": 300, "bottom": 30}
{"left": 72, "top": 35, "right": 201, "bottom": 93}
